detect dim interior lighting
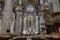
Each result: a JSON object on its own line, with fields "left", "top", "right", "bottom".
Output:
{"left": 23, "top": 31, "right": 26, "bottom": 34}
{"left": 35, "top": 32, "right": 38, "bottom": 34}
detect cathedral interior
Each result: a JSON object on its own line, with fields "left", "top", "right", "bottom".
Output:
{"left": 0, "top": 0, "right": 60, "bottom": 40}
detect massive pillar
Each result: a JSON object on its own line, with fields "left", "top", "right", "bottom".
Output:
{"left": 10, "top": 13, "right": 15, "bottom": 34}
{"left": 15, "top": 12, "right": 23, "bottom": 35}
{"left": 2, "top": 0, "right": 13, "bottom": 34}
{"left": 14, "top": 0, "right": 23, "bottom": 35}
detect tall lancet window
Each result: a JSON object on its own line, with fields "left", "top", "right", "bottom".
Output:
{"left": 27, "top": 15, "right": 34, "bottom": 34}
{"left": 26, "top": 4, "right": 35, "bottom": 13}
{"left": 23, "top": 4, "right": 37, "bottom": 35}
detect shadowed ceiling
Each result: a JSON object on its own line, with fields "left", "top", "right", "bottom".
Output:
{"left": 24, "top": 0, "right": 38, "bottom": 7}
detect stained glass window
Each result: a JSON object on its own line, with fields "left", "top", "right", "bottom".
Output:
{"left": 26, "top": 5, "right": 35, "bottom": 13}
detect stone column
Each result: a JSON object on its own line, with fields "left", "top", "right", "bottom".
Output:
{"left": 15, "top": 12, "right": 22, "bottom": 35}
{"left": 40, "top": 12, "right": 46, "bottom": 34}
{"left": 23, "top": 17, "right": 27, "bottom": 34}
{"left": 0, "top": 19, "right": 2, "bottom": 34}
{"left": 36, "top": 16, "right": 38, "bottom": 33}
{"left": 10, "top": 13, "right": 15, "bottom": 34}
{"left": 2, "top": 0, "right": 12, "bottom": 34}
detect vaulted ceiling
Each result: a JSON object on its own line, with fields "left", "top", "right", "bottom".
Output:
{"left": 24, "top": 0, "right": 38, "bottom": 7}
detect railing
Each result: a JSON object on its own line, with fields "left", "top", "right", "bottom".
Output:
{"left": 9, "top": 34, "right": 60, "bottom": 40}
